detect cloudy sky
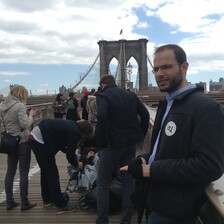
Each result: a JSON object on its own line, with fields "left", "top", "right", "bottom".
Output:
{"left": 0, "top": 0, "right": 224, "bottom": 95}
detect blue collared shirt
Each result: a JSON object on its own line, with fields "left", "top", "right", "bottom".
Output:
{"left": 148, "top": 84, "right": 196, "bottom": 165}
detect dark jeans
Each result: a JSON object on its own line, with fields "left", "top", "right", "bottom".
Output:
{"left": 148, "top": 211, "right": 197, "bottom": 224}
{"left": 96, "top": 145, "right": 135, "bottom": 224}
{"left": 5, "top": 142, "right": 31, "bottom": 204}
{"left": 54, "top": 113, "right": 64, "bottom": 118}
{"left": 29, "top": 140, "right": 67, "bottom": 208}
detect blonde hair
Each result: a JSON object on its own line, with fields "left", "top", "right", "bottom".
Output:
{"left": 10, "top": 85, "right": 29, "bottom": 104}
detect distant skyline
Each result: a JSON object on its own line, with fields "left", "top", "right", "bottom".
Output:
{"left": 0, "top": 0, "right": 224, "bottom": 96}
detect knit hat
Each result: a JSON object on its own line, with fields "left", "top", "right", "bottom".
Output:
{"left": 83, "top": 90, "right": 89, "bottom": 96}
{"left": 85, "top": 146, "right": 96, "bottom": 155}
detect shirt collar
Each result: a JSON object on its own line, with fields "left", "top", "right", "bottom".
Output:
{"left": 166, "top": 84, "right": 196, "bottom": 102}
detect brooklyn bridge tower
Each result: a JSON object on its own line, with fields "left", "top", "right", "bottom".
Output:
{"left": 98, "top": 39, "right": 149, "bottom": 90}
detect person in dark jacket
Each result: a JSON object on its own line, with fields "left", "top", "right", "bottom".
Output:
{"left": 52, "top": 93, "right": 66, "bottom": 118}
{"left": 28, "top": 119, "right": 93, "bottom": 214}
{"left": 65, "top": 92, "right": 80, "bottom": 121}
{"left": 121, "top": 44, "right": 224, "bottom": 224}
{"left": 95, "top": 75, "right": 150, "bottom": 224}
{"left": 80, "top": 90, "right": 89, "bottom": 120}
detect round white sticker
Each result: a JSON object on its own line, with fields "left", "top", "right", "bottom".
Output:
{"left": 165, "top": 121, "right": 176, "bottom": 136}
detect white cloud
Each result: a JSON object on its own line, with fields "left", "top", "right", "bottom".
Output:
{"left": 0, "top": 0, "right": 59, "bottom": 12}
{"left": 39, "top": 83, "right": 49, "bottom": 87}
{"left": 0, "top": 0, "right": 223, "bottom": 88}
{"left": 140, "top": 0, "right": 224, "bottom": 78}
{"left": 136, "top": 21, "right": 148, "bottom": 29}
{"left": 0, "top": 71, "right": 30, "bottom": 76}
{"left": 0, "top": 0, "right": 145, "bottom": 64}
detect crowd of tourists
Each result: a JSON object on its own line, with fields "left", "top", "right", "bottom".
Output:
{"left": 1, "top": 44, "right": 224, "bottom": 224}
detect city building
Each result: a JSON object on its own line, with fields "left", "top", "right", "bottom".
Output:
{"left": 209, "top": 78, "right": 224, "bottom": 92}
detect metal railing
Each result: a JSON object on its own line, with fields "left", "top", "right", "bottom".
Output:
{"left": 1, "top": 101, "right": 223, "bottom": 223}
{"left": 0, "top": 102, "right": 53, "bottom": 132}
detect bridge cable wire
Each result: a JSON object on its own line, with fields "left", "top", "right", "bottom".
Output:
{"left": 70, "top": 42, "right": 153, "bottom": 91}
{"left": 123, "top": 42, "right": 127, "bottom": 83}
{"left": 70, "top": 49, "right": 102, "bottom": 91}
{"left": 142, "top": 44, "right": 153, "bottom": 69}
{"left": 142, "top": 43, "right": 154, "bottom": 87}
{"left": 115, "top": 43, "right": 123, "bottom": 80}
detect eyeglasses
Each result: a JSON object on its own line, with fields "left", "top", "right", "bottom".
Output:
{"left": 152, "top": 64, "right": 179, "bottom": 74}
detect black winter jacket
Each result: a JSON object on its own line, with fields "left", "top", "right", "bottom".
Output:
{"left": 38, "top": 119, "right": 80, "bottom": 168}
{"left": 95, "top": 84, "right": 149, "bottom": 148}
{"left": 143, "top": 86, "right": 224, "bottom": 219}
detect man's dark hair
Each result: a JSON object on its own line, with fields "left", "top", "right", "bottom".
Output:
{"left": 154, "top": 44, "right": 187, "bottom": 65}
{"left": 69, "top": 92, "right": 74, "bottom": 97}
{"left": 77, "top": 120, "right": 93, "bottom": 140}
{"left": 99, "top": 75, "right": 116, "bottom": 86}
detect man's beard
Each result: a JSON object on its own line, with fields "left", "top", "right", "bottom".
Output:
{"left": 159, "top": 71, "right": 183, "bottom": 93}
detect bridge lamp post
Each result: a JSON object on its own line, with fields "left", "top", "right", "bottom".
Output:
{"left": 126, "top": 62, "right": 133, "bottom": 82}
{"left": 126, "top": 62, "right": 133, "bottom": 89}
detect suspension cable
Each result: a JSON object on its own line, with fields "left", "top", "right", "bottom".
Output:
{"left": 115, "top": 43, "right": 123, "bottom": 80}
{"left": 71, "top": 50, "right": 101, "bottom": 91}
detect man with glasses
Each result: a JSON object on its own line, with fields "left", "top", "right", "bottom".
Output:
{"left": 121, "top": 44, "right": 224, "bottom": 224}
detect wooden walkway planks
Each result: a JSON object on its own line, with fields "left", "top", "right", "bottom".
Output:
{"left": 0, "top": 152, "right": 139, "bottom": 224}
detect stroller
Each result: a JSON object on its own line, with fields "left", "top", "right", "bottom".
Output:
{"left": 66, "top": 152, "right": 99, "bottom": 193}
{"left": 65, "top": 146, "right": 123, "bottom": 212}
{"left": 78, "top": 170, "right": 123, "bottom": 213}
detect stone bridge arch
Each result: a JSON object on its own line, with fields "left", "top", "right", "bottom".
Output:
{"left": 98, "top": 39, "right": 148, "bottom": 90}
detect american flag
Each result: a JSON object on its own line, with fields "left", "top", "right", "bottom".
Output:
{"left": 119, "top": 29, "right": 123, "bottom": 35}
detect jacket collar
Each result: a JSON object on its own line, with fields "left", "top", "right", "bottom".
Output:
{"left": 172, "top": 84, "right": 204, "bottom": 101}
{"left": 102, "top": 83, "right": 117, "bottom": 91}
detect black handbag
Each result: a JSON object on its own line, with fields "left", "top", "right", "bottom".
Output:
{"left": 0, "top": 131, "right": 20, "bottom": 155}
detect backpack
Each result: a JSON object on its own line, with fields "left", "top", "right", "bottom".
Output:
{"left": 66, "top": 99, "right": 75, "bottom": 109}
{"left": 78, "top": 174, "right": 122, "bottom": 213}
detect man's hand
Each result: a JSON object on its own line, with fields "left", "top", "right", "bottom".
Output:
{"left": 120, "top": 165, "right": 128, "bottom": 171}
{"left": 77, "top": 162, "right": 84, "bottom": 171}
{"left": 120, "top": 157, "right": 150, "bottom": 178}
{"left": 142, "top": 164, "right": 150, "bottom": 177}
